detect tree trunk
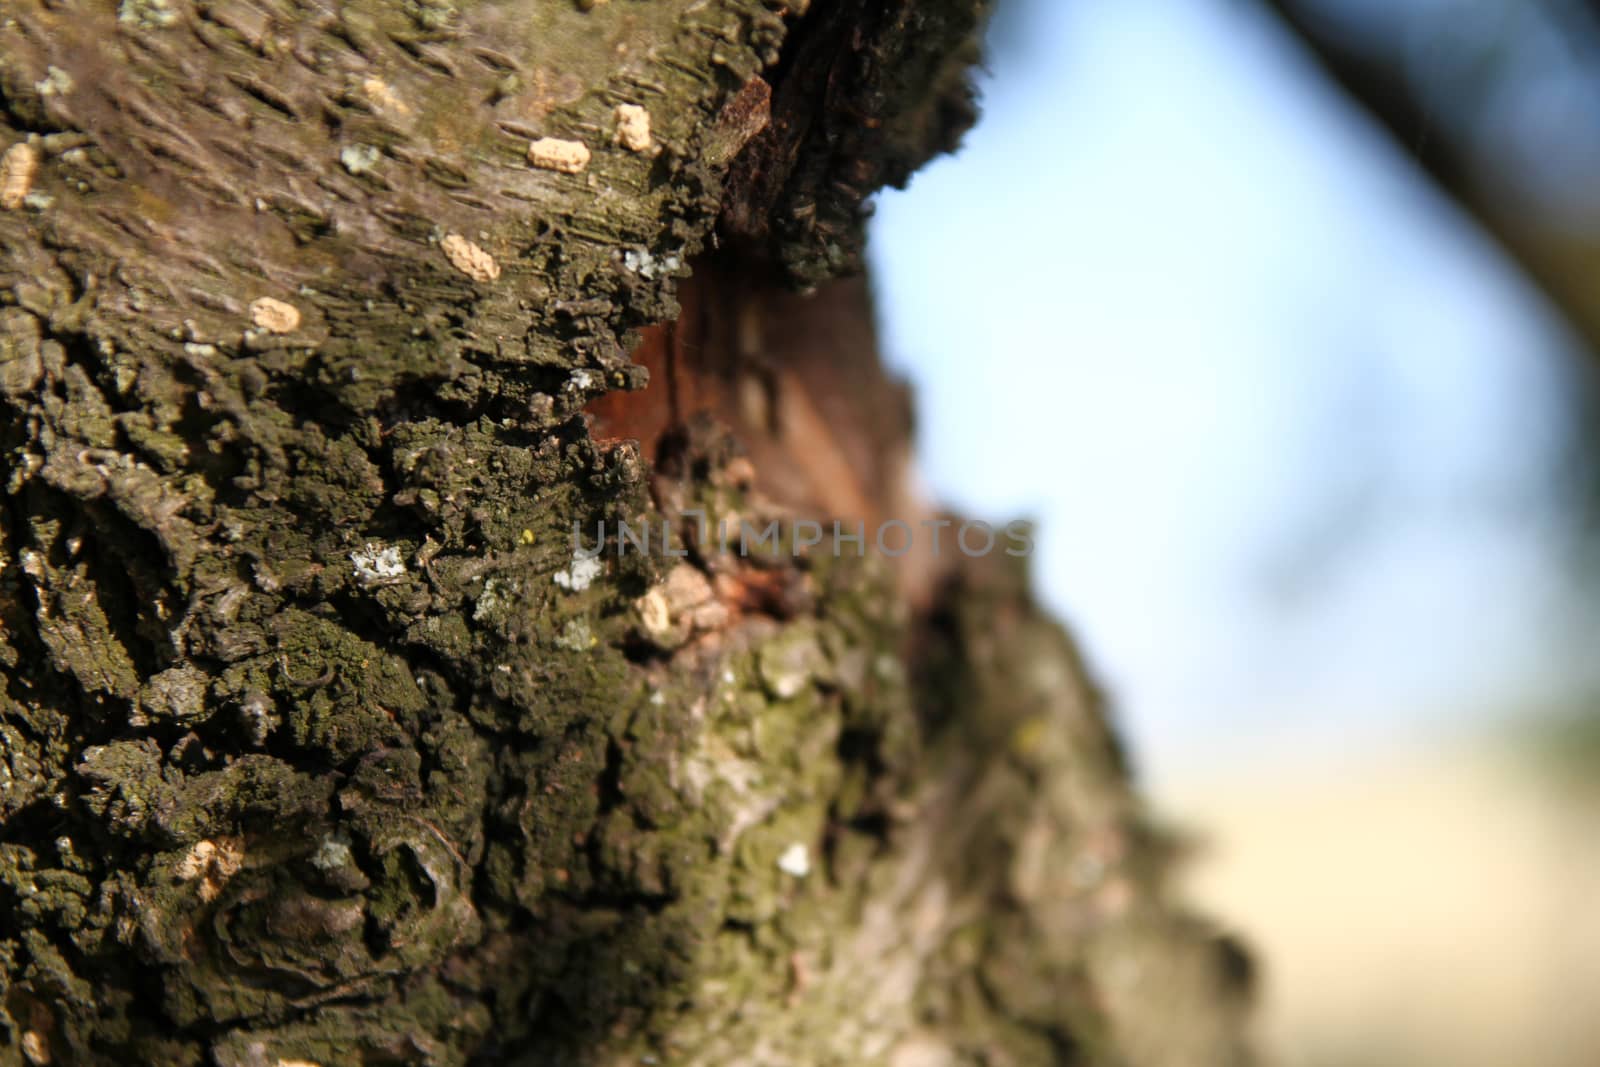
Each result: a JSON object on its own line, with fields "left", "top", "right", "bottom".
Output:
{"left": 0, "top": 2, "right": 1253, "bottom": 1065}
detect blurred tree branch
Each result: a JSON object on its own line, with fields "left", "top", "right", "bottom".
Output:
{"left": 1264, "top": 0, "right": 1600, "bottom": 355}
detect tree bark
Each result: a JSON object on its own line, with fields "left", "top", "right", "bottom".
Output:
{"left": 0, "top": 2, "right": 1252, "bottom": 1065}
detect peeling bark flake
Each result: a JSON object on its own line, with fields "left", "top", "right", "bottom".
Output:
{"left": 527, "top": 137, "right": 591, "bottom": 174}
{"left": 440, "top": 233, "right": 501, "bottom": 282}
{"left": 361, "top": 77, "right": 411, "bottom": 115}
{"left": 20, "top": 1031, "right": 48, "bottom": 1066}
{"left": 249, "top": 297, "right": 302, "bottom": 334}
{"left": 615, "top": 104, "right": 653, "bottom": 152}
{"left": 177, "top": 836, "right": 245, "bottom": 902}
{"left": 1, "top": 142, "right": 38, "bottom": 211}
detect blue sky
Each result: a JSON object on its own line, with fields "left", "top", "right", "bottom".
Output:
{"left": 868, "top": 0, "right": 1596, "bottom": 785}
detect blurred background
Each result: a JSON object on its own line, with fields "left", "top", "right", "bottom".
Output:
{"left": 867, "top": 1, "right": 1600, "bottom": 1064}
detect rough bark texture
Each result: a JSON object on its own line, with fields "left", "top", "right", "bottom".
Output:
{"left": 0, "top": 2, "right": 1253, "bottom": 1065}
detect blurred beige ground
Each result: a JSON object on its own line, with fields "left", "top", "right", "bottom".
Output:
{"left": 1163, "top": 733, "right": 1600, "bottom": 1067}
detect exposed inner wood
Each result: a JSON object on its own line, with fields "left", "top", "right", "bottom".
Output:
{"left": 586, "top": 255, "right": 943, "bottom": 601}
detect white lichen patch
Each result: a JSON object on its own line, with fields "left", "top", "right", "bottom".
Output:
{"left": 311, "top": 835, "right": 354, "bottom": 872}
{"left": 33, "top": 66, "right": 73, "bottom": 97}
{"left": 440, "top": 233, "right": 500, "bottom": 282}
{"left": 350, "top": 542, "right": 406, "bottom": 586}
{"left": 614, "top": 103, "right": 652, "bottom": 152}
{"left": 527, "top": 136, "right": 591, "bottom": 174}
{"left": 1, "top": 142, "right": 38, "bottom": 211}
{"left": 275, "top": 1061, "right": 323, "bottom": 1067}
{"left": 759, "top": 627, "right": 827, "bottom": 700}
{"left": 555, "top": 617, "right": 595, "bottom": 651}
{"left": 621, "top": 249, "right": 682, "bottom": 281}
{"left": 339, "top": 143, "right": 382, "bottom": 176}
{"left": 119, "top": 0, "right": 178, "bottom": 28}
{"left": 177, "top": 837, "right": 244, "bottom": 902}
{"left": 407, "top": 0, "right": 455, "bottom": 30}
{"left": 777, "top": 842, "right": 811, "bottom": 878}
{"left": 554, "top": 553, "right": 602, "bottom": 592}
{"left": 248, "top": 296, "right": 301, "bottom": 334}
{"left": 473, "top": 576, "right": 520, "bottom": 621}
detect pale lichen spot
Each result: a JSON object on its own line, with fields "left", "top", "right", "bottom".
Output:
{"left": 339, "top": 143, "right": 382, "bottom": 176}
{"left": 554, "top": 553, "right": 602, "bottom": 593}
{"left": 474, "top": 576, "right": 519, "bottom": 621}
{"left": 759, "top": 628, "right": 825, "bottom": 700}
{"left": 555, "top": 617, "right": 595, "bottom": 651}
{"left": 118, "top": 0, "right": 178, "bottom": 28}
{"left": 777, "top": 842, "right": 810, "bottom": 878}
{"left": 361, "top": 77, "right": 411, "bottom": 115}
{"left": 408, "top": 0, "right": 455, "bottom": 30}
{"left": 310, "top": 835, "right": 354, "bottom": 872}
{"left": 1, "top": 141, "right": 38, "bottom": 211}
{"left": 33, "top": 66, "right": 73, "bottom": 97}
{"left": 440, "top": 233, "right": 500, "bottom": 283}
{"left": 614, "top": 104, "right": 652, "bottom": 152}
{"left": 350, "top": 542, "right": 406, "bottom": 586}
{"left": 621, "top": 249, "right": 681, "bottom": 281}
{"left": 177, "top": 837, "right": 244, "bottom": 902}
{"left": 274, "top": 1060, "right": 323, "bottom": 1067}
{"left": 248, "top": 296, "right": 301, "bottom": 334}
{"left": 527, "top": 136, "right": 591, "bottom": 174}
